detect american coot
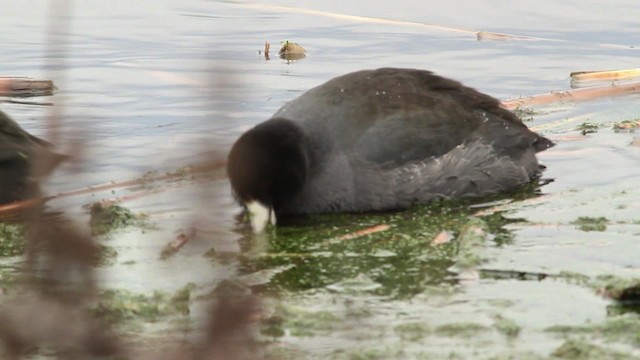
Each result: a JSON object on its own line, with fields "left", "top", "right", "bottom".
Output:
{"left": 0, "top": 110, "right": 65, "bottom": 204}
{"left": 228, "top": 68, "right": 554, "bottom": 232}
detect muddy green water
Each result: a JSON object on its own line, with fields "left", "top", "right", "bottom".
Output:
{"left": 1, "top": 0, "right": 640, "bottom": 359}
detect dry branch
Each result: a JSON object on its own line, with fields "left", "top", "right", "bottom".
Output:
{"left": 0, "top": 198, "right": 45, "bottom": 221}
{"left": 0, "top": 77, "right": 55, "bottom": 97}
{"left": 161, "top": 227, "right": 197, "bottom": 259}
{"left": 336, "top": 224, "right": 391, "bottom": 241}
{"left": 570, "top": 68, "right": 640, "bottom": 82}
{"left": 231, "top": 1, "right": 635, "bottom": 48}
{"left": 501, "top": 81, "right": 640, "bottom": 110}
{"left": 476, "top": 31, "right": 543, "bottom": 41}
{"left": 235, "top": 1, "right": 476, "bottom": 35}
{"left": 0, "top": 161, "right": 227, "bottom": 218}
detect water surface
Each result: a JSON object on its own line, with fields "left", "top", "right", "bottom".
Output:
{"left": 1, "top": 0, "right": 640, "bottom": 358}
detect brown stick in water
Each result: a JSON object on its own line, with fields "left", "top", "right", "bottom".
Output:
{"left": 501, "top": 81, "right": 640, "bottom": 110}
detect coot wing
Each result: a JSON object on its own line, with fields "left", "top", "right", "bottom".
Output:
{"left": 274, "top": 68, "right": 549, "bottom": 168}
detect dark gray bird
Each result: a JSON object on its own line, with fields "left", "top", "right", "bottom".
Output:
{"left": 227, "top": 68, "right": 554, "bottom": 232}
{"left": 0, "top": 110, "right": 66, "bottom": 204}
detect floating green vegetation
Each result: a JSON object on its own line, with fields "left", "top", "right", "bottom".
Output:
{"left": 481, "top": 212, "right": 522, "bottom": 246}
{"left": 613, "top": 119, "right": 640, "bottom": 133}
{"left": 264, "top": 346, "right": 303, "bottom": 360}
{"left": 493, "top": 315, "right": 521, "bottom": 339}
{"left": 93, "top": 283, "right": 195, "bottom": 324}
{"left": 95, "top": 244, "right": 118, "bottom": 267}
{"left": 262, "top": 303, "right": 345, "bottom": 338}
{"left": 576, "top": 121, "right": 600, "bottom": 135}
{"left": 481, "top": 268, "right": 548, "bottom": 282}
{"left": 434, "top": 322, "right": 489, "bottom": 338}
{"left": 547, "top": 314, "right": 640, "bottom": 347}
{"left": 556, "top": 272, "right": 640, "bottom": 305}
{"left": 488, "top": 351, "right": 546, "bottom": 360}
{"left": 137, "top": 170, "right": 160, "bottom": 189}
{"left": 453, "top": 217, "right": 488, "bottom": 270}
{"left": 589, "top": 274, "right": 640, "bottom": 301}
{"left": 557, "top": 271, "right": 591, "bottom": 286}
{"left": 0, "top": 265, "right": 17, "bottom": 293}
{"left": 344, "top": 301, "right": 374, "bottom": 320}
{"left": 394, "top": 322, "right": 431, "bottom": 341}
{"left": 333, "top": 346, "right": 406, "bottom": 360}
{"left": 281, "top": 307, "right": 338, "bottom": 337}
{"left": 261, "top": 314, "right": 286, "bottom": 338}
{"left": 513, "top": 106, "right": 536, "bottom": 122}
{"left": 89, "top": 203, "right": 154, "bottom": 237}
{"left": 550, "top": 338, "right": 640, "bottom": 360}
{"left": 165, "top": 165, "right": 196, "bottom": 180}
{"left": 571, "top": 216, "right": 608, "bottom": 232}
{"left": 0, "top": 222, "right": 25, "bottom": 257}
{"left": 239, "top": 183, "right": 542, "bottom": 298}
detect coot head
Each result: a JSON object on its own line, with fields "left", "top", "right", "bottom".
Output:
{"left": 227, "top": 118, "right": 309, "bottom": 232}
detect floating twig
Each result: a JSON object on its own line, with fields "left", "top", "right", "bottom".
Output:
{"left": 476, "top": 31, "right": 543, "bottom": 41}
{"left": 570, "top": 68, "right": 640, "bottom": 82}
{"left": 431, "top": 230, "right": 453, "bottom": 245}
{"left": 501, "top": 81, "right": 640, "bottom": 110}
{"left": 0, "top": 198, "right": 45, "bottom": 221}
{"left": 161, "top": 227, "right": 197, "bottom": 259}
{"left": 0, "top": 77, "right": 55, "bottom": 97}
{"left": 62, "top": 161, "right": 226, "bottom": 198}
{"left": 230, "top": 1, "right": 636, "bottom": 48}
{"left": 570, "top": 68, "right": 640, "bottom": 88}
{"left": 83, "top": 176, "right": 215, "bottom": 208}
{"left": 0, "top": 161, "right": 227, "bottom": 218}
{"left": 234, "top": 1, "right": 476, "bottom": 35}
{"left": 335, "top": 224, "right": 391, "bottom": 241}
{"left": 0, "top": 98, "right": 54, "bottom": 106}
{"left": 264, "top": 41, "right": 270, "bottom": 60}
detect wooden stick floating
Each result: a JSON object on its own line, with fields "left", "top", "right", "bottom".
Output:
{"left": 233, "top": 1, "right": 476, "bottom": 35}
{"left": 570, "top": 68, "right": 640, "bottom": 82}
{"left": 229, "top": 1, "right": 637, "bottom": 48}
{"left": 336, "top": 224, "right": 391, "bottom": 241}
{"left": 501, "top": 81, "right": 640, "bottom": 110}
{"left": 0, "top": 77, "right": 55, "bottom": 97}
{"left": 161, "top": 227, "right": 197, "bottom": 259}
{"left": 476, "top": 31, "right": 544, "bottom": 41}
{"left": 0, "top": 161, "right": 227, "bottom": 218}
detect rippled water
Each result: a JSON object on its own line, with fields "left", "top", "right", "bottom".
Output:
{"left": 1, "top": 0, "right": 640, "bottom": 358}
